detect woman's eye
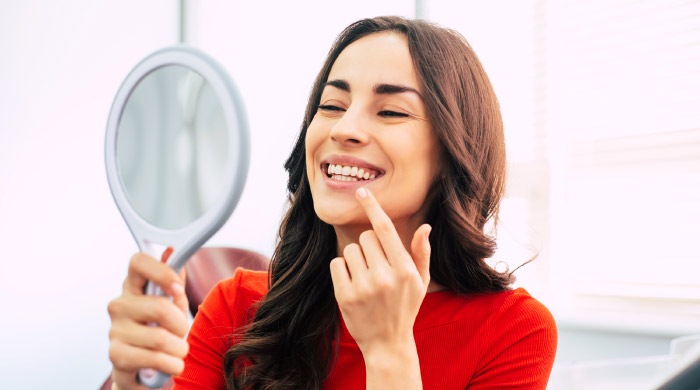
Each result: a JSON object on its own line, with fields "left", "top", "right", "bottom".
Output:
{"left": 318, "top": 104, "right": 345, "bottom": 112}
{"left": 378, "top": 110, "right": 409, "bottom": 118}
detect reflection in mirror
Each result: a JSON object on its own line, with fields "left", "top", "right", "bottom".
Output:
{"left": 117, "top": 65, "right": 228, "bottom": 230}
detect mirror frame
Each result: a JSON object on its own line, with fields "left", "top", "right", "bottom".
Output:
{"left": 105, "top": 45, "right": 250, "bottom": 272}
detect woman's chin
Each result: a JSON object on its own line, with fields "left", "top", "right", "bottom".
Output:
{"left": 313, "top": 206, "right": 365, "bottom": 228}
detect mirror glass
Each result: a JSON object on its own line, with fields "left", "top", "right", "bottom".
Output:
{"left": 116, "top": 65, "right": 228, "bottom": 230}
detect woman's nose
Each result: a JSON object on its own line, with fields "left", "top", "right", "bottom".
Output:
{"left": 329, "top": 108, "right": 369, "bottom": 146}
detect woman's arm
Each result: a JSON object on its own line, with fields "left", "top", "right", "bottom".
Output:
{"left": 469, "top": 291, "right": 558, "bottom": 389}
{"left": 174, "top": 269, "right": 267, "bottom": 389}
{"left": 362, "top": 339, "right": 423, "bottom": 390}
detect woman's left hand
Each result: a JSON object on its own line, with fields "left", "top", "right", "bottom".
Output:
{"left": 329, "top": 187, "right": 432, "bottom": 358}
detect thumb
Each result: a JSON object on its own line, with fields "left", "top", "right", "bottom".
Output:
{"left": 410, "top": 224, "right": 432, "bottom": 286}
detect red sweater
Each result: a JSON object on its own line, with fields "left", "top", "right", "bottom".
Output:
{"left": 174, "top": 269, "right": 557, "bottom": 389}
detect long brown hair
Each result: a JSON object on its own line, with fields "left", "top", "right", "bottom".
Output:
{"left": 223, "top": 16, "right": 513, "bottom": 389}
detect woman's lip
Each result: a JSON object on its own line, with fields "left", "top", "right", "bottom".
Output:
{"left": 320, "top": 155, "right": 385, "bottom": 174}
{"left": 323, "top": 173, "right": 380, "bottom": 189}
{"left": 319, "top": 155, "right": 384, "bottom": 188}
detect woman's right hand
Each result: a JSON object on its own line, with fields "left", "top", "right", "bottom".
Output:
{"left": 107, "top": 252, "right": 190, "bottom": 390}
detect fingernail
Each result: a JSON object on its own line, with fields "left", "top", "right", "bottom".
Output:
{"left": 356, "top": 187, "right": 367, "bottom": 199}
{"left": 425, "top": 226, "right": 432, "bottom": 240}
{"left": 171, "top": 282, "right": 184, "bottom": 295}
{"left": 161, "top": 247, "right": 174, "bottom": 263}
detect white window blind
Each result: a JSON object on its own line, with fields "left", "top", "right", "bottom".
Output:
{"left": 541, "top": 0, "right": 700, "bottom": 332}
{"left": 426, "top": 0, "right": 700, "bottom": 333}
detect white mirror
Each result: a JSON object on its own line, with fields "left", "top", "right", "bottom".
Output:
{"left": 105, "top": 46, "right": 249, "bottom": 387}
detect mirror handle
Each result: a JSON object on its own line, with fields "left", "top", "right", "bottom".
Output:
{"left": 138, "top": 281, "right": 174, "bottom": 388}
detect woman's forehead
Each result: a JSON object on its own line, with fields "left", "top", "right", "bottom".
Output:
{"left": 326, "top": 32, "right": 420, "bottom": 92}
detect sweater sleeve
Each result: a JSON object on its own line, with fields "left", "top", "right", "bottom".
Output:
{"left": 468, "top": 289, "right": 558, "bottom": 390}
{"left": 174, "top": 269, "right": 263, "bottom": 390}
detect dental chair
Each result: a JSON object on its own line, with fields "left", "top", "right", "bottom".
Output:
{"left": 100, "top": 247, "right": 269, "bottom": 390}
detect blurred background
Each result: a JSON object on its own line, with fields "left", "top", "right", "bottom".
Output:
{"left": 1, "top": 0, "right": 699, "bottom": 388}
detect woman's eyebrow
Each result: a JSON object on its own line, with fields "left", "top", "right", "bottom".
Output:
{"left": 374, "top": 83, "right": 422, "bottom": 99}
{"left": 322, "top": 80, "right": 423, "bottom": 100}
{"left": 323, "top": 79, "right": 350, "bottom": 92}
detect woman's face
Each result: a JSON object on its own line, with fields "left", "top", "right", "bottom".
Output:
{"left": 305, "top": 31, "right": 441, "bottom": 232}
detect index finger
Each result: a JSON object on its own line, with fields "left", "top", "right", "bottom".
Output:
{"left": 355, "top": 187, "right": 407, "bottom": 261}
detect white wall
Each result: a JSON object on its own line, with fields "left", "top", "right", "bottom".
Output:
{"left": 0, "top": 1, "right": 178, "bottom": 388}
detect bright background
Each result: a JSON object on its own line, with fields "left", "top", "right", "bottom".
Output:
{"left": 1, "top": 1, "right": 699, "bottom": 388}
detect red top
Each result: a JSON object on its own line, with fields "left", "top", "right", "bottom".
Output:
{"left": 174, "top": 269, "right": 557, "bottom": 389}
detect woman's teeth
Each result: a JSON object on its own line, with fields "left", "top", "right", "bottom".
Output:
{"left": 326, "top": 163, "right": 377, "bottom": 181}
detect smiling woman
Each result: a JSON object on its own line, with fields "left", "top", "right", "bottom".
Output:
{"left": 107, "top": 16, "right": 557, "bottom": 390}
{"left": 306, "top": 31, "right": 441, "bottom": 238}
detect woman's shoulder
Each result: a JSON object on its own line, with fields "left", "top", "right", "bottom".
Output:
{"left": 463, "top": 288, "right": 558, "bottom": 359}
{"left": 461, "top": 287, "right": 556, "bottom": 332}
{"left": 216, "top": 268, "right": 269, "bottom": 293}
{"left": 420, "top": 287, "right": 555, "bottom": 329}
{"left": 413, "top": 288, "right": 557, "bottom": 387}
{"left": 177, "top": 269, "right": 269, "bottom": 388}
{"left": 212, "top": 268, "right": 270, "bottom": 306}
{"left": 485, "top": 288, "right": 554, "bottom": 322}
{"left": 198, "top": 268, "right": 270, "bottom": 328}
{"left": 471, "top": 289, "right": 558, "bottom": 385}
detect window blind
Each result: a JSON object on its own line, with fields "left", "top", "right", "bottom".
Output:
{"left": 541, "top": 0, "right": 700, "bottom": 327}
{"left": 426, "top": 0, "right": 700, "bottom": 331}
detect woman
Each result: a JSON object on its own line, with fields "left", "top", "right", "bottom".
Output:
{"left": 108, "top": 16, "right": 557, "bottom": 389}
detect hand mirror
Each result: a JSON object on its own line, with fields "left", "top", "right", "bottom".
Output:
{"left": 105, "top": 46, "right": 249, "bottom": 387}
